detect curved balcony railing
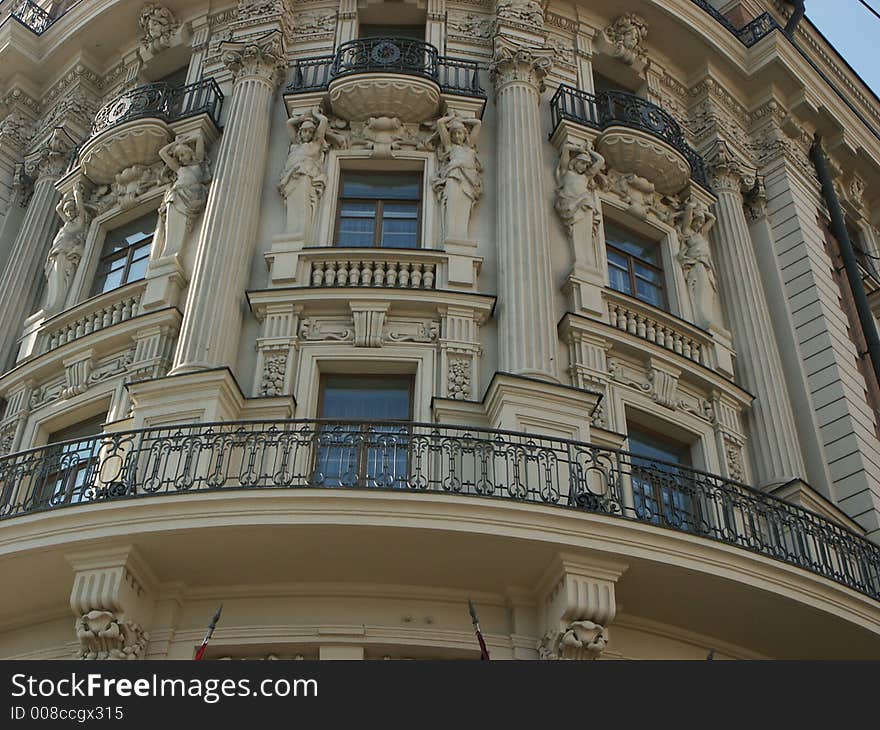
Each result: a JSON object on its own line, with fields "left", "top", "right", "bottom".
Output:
{"left": 690, "top": 0, "right": 779, "bottom": 48}
{"left": 7, "top": 0, "right": 81, "bottom": 35}
{"left": 287, "top": 38, "right": 485, "bottom": 98}
{"left": 550, "top": 85, "right": 712, "bottom": 192}
{"left": 91, "top": 78, "right": 223, "bottom": 136}
{"left": 0, "top": 419, "right": 878, "bottom": 601}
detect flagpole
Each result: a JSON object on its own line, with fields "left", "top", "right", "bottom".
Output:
{"left": 194, "top": 605, "right": 223, "bottom": 661}
{"left": 467, "top": 598, "right": 491, "bottom": 661}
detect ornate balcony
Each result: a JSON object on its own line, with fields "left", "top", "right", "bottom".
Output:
{"left": 690, "top": 0, "right": 779, "bottom": 48}
{"left": 551, "top": 85, "right": 712, "bottom": 194}
{"left": 79, "top": 78, "right": 222, "bottom": 184}
{"left": 0, "top": 419, "right": 877, "bottom": 602}
{"left": 6, "top": 0, "right": 80, "bottom": 35}
{"left": 287, "top": 37, "right": 484, "bottom": 121}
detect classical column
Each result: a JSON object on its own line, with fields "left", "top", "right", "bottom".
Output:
{"left": 708, "top": 145, "right": 806, "bottom": 486}
{"left": 490, "top": 42, "right": 558, "bottom": 381}
{"left": 171, "top": 31, "right": 286, "bottom": 373}
{"left": 0, "top": 130, "right": 71, "bottom": 370}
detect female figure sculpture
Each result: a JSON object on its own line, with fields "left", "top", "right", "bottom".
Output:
{"left": 279, "top": 107, "right": 335, "bottom": 241}
{"left": 432, "top": 113, "right": 483, "bottom": 243}
{"left": 554, "top": 141, "right": 606, "bottom": 268}
{"left": 155, "top": 135, "right": 210, "bottom": 259}
{"left": 676, "top": 198, "right": 718, "bottom": 329}
{"left": 44, "top": 185, "right": 90, "bottom": 314}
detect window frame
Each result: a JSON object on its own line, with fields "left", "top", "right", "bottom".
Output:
{"left": 333, "top": 170, "right": 424, "bottom": 250}
{"left": 32, "top": 415, "right": 107, "bottom": 508}
{"left": 90, "top": 212, "right": 157, "bottom": 297}
{"left": 604, "top": 221, "right": 668, "bottom": 310}
{"left": 314, "top": 374, "right": 415, "bottom": 489}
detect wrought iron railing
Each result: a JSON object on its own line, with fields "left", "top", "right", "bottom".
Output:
{"left": 287, "top": 38, "right": 485, "bottom": 98}
{"left": 91, "top": 78, "right": 224, "bottom": 136}
{"left": 689, "top": 0, "right": 779, "bottom": 47}
{"left": 0, "top": 419, "right": 878, "bottom": 601}
{"left": 550, "top": 85, "right": 713, "bottom": 192}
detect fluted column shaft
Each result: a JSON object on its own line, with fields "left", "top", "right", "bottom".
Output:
{"left": 710, "top": 158, "right": 806, "bottom": 485}
{"left": 0, "top": 161, "right": 64, "bottom": 369}
{"left": 172, "top": 32, "right": 285, "bottom": 373}
{"left": 491, "top": 45, "right": 558, "bottom": 381}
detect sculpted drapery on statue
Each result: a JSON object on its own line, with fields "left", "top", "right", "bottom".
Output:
{"left": 154, "top": 136, "right": 211, "bottom": 259}
{"left": 44, "top": 185, "right": 91, "bottom": 315}
{"left": 279, "top": 107, "right": 345, "bottom": 241}
{"left": 555, "top": 141, "right": 606, "bottom": 267}
{"left": 675, "top": 198, "right": 718, "bottom": 330}
{"left": 432, "top": 112, "right": 483, "bottom": 243}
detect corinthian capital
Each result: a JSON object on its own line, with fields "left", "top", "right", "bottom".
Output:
{"left": 489, "top": 41, "right": 554, "bottom": 94}
{"left": 221, "top": 30, "right": 287, "bottom": 87}
{"left": 25, "top": 127, "right": 74, "bottom": 181}
{"left": 707, "top": 140, "right": 750, "bottom": 196}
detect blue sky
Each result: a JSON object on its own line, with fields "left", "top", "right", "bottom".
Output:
{"left": 806, "top": 2, "right": 880, "bottom": 95}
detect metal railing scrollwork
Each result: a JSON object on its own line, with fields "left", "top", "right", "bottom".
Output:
{"left": 286, "top": 38, "right": 485, "bottom": 99}
{"left": 550, "top": 85, "right": 713, "bottom": 192}
{"left": 0, "top": 419, "right": 878, "bottom": 601}
{"left": 91, "top": 78, "right": 224, "bottom": 136}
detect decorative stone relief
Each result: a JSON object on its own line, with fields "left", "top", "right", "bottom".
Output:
{"left": 447, "top": 357, "right": 472, "bottom": 400}
{"left": 291, "top": 10, "right": 336, "bottom": 39}
{"left": 44, "top": 185, "right": 91, "bottom": 316}
{"left": 538, "top": 620, "right": 609, "bottom": 660}
{"left": 26, "top": 127, "right": 74, "bottom": 182}
{"left": 299, "top": 318, "right": 353, "bottom": 342}
{"left": 447, "top": 12, "right": 493, "bottom": 43}
{"left": 76, "top": 610, "right": 148, "bottom": 660}
{"left": 259, "top": 352, "right": 288, "bottom": 396}
{"left": 386, "top": 321, "right": 439, "bottom": 343}
{"left": 431, "top": 112, "right": 483, "bottom": 243}
{"left": 555, "top": 140, "right": 606, "bottom": 261}
{"left": 62, "top": 355, "right": 94, "bottom": 400}
{"left": 610, "top": 171, "right": 660, "bottom": 221}
{"left": 351, "top": 303, "right": 388, "bottom": 348}
{"left": 648, "top": 365, "right": 680, "bottom": 409}
{"left": 139, "top": 3, "right": 189, "bottom": 58}
{"left": 279, "top": 107, "right": 345, "bottom": 241}
{"left": 495, "top": 0, "right": 544, "bottom": 28}
{"left": 154, "top": 135, "right": 212, "bottom": 259}
{"left": 675, "top": 197, "right": 718, "bottom": 330}
{"left": 595, "top": 13, "right": 648, "bottom": 72}
{"left": 112, "top": 164, "right": 164, "bottom": 211}
{"left": 0, "top": 112, "right": 27, "bottom": 151}
{"left": 351, "top": 116, "right": 419, "bottom": 158}
{"left": 30, "top": 350, "right": 133, "bottom": 409}
{"left": 724, "top": 433, "right": 746, "bottom": 482}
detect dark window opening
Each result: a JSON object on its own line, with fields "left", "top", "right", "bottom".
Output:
{"left": 335, "top": 172, "right": 422, "bottom": 249}
{"left": 91, "top": 212, "right": 157, "bottom": 296}
{"left": 605, "top": 221, "right": 667, "bottom": 310}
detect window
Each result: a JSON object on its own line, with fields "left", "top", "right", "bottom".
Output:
{"left": 31, "top": 415, "right": 106, "bottom": 509}
{"left": 359, "top": 24, "right": 425, "bottom": 40}
{"left": 605, "top": 222, "right": 666, "bottom": 309}
{"left": 627, "top": 426, "right": 698, "bottom": 531}
{"left": 335, "top": 172, "right": 422, "bottom": 249}
{"left": 91, "top": 212, "right": 157, "bottom": 296}
{"left": 314, "top": 375, "right": 413, "bottom": 488}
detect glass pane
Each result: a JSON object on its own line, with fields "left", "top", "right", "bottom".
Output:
{"left": 102, "top": 212, "right": 158, "bottom": 254}
{"left": 635, "top": 279, "right": 664, "bottom": 308}
{"left": 604, "top": 223, "right": 660, "bottom": 265}
{"left": 341, "top": 173, "right": 421, "bottom": 200}
{"left": 628, "top": 428, "right": 693, "bottom": 530}
{"left": 380, "top": 217, "right": 418, "bottom": 249}
{"left": 634, "top": 263, "right": 662, "bottom": 284}
{"left": 125, "top": 256, "right": 149, "bottom": 284}
{"left": 320, "top": 376, "right": 412, "bottom": 419}
{"left": 608, "top": 266, "right": 632, "bottom": 295}
{"left": 337, "top": 218, "right": 376, "bottom": 247}
{"left": 95, "top": 269, "right": 124, "bottom": 294}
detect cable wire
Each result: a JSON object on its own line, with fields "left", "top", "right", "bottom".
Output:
{"left": 857, "top": 0, "right": 880, "bottom": 22}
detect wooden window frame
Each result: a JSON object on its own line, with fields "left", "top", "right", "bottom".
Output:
{"left": 605, "top": 222, "right": 667, "bottom": 310}
{"left": 333, "top": 171, "right": 423, "bottom": 250}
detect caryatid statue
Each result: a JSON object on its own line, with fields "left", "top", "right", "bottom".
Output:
{"left": 554, "top": 140, "right": 606, "bottom": 269}
{"left": 675, "top": 197, "right": 718, "bottom": 329}
{"left": 155, "top": 135, "right": 210, "bottom": 259}
{"left": 279, "top": 107, "right": 340, "bottom": 241}
{"left": 44, "top": 184, "right": 91, "bottom": 314}
{"left": 432, "top": 112, "right": 483, "bottom": 243}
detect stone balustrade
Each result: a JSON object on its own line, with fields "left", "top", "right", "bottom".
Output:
{"left": 605, "top": 290, "right": 711, "bottom": 367}
{"left": 40, "top": 282, "right": 146, "bottom": 353}
{"left": 306, "top": 251, "right": 440, "bottom": 290}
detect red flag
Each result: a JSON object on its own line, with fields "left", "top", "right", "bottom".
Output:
{"left": 468, "top": 598, "right": 490, "bottom": 661}
{"left": 193, "top": 605, "right": 223, "bottom": 661}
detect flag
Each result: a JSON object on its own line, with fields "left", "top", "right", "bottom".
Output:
{"left": 468, "top": 598, "right": 490, "bottom": 661}
{"left": 193, "top": 605, "right": 223, "bottom": 661}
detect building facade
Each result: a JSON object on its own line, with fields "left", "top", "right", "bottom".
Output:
{"left": 0, "top": 0, "right": 878, "bottom": 659}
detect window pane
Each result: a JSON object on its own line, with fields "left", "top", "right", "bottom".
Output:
{"left": 125, "top": 256, "right": 149, "bottom": 283}
{"left": 634, "top": 263, "right": 662, "bottom": 284}
{"left": 635, "top": 279, "right": 664, "bottom": 308}
{"left": 604, "top": 223, "right": 660, "bottom": 265}
{"left": 381, "top": 217, "right": 418, "bottom": 249}
{"left": 608, "top": 266, "right": 632, "bottom": 295}
{"left": 341, "top": 174, "right": 421, "bottom": 200}
{"left": 320, "top": 376, "right": 412, "bottom": 420}
{"left": 96, "top": 269, "right": 124, "bottom": 294}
